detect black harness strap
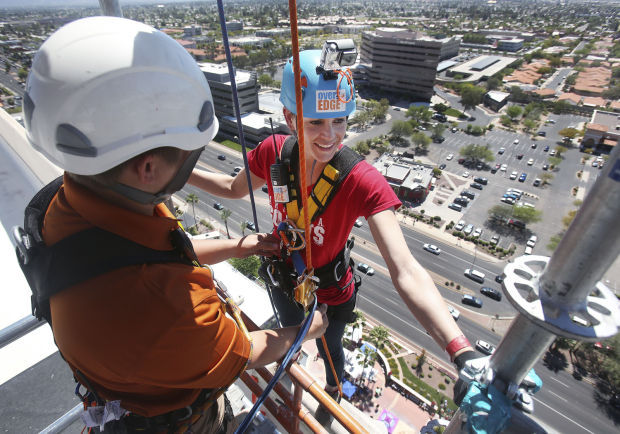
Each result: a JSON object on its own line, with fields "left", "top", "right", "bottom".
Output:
{"left": 14, "top": 177, "right": 194, "bottom": 327}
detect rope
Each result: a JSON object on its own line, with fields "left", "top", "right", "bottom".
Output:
{"left": 235, "top": 297, "right": 318, "bottom": 433}
{"left": 215, "top": 0, "right": 260, "bottom": 233}
{"left": 287, "top": 0, "right": 342, "bottom": 402}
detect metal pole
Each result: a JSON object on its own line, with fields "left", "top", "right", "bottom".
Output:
{"left": 0, "top": 316, "right": 43, "bottom": 349}
{"left": 98, "top": 0, "right": 123, "bottom": 17}
{"left": 39, "top": 403, "right": 83, "bottom": 434}
{"left": 446, "top": 144, "right": 620, "bottom": 433}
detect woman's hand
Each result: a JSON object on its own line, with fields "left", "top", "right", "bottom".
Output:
{"left": 236, "top": 232, "right": 280, "bottom": 258}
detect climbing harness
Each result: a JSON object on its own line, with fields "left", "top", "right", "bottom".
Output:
{"left": 13, "top": 176, "right": 249, "bottom": 432}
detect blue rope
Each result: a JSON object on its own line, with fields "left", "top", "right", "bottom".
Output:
{"left": 215, "top": 0, "right": 260, "bottom": 232}
{"left": 235, "top": 296, "right": 318, "bottom": 433}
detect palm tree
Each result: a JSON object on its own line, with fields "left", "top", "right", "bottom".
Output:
{"left": 220, "top": 208, "right": 232, "bottom": 239}
{"left": 185, "top": 193, "right": 199, "bottom": 228}
{"left": 240, "top": 220, "right": 246, "bottom": 236}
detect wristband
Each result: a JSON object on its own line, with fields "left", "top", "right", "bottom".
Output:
{"left": 446, "top": 335, "right": 471, "bottom": 360}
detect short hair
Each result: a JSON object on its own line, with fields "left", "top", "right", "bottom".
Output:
{"left": 68, "top": 146, "right": 184, "bottom": 188}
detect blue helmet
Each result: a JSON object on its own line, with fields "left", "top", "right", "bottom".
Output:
{"left": 279, "top": 50, "right": 356, "bottom": 119}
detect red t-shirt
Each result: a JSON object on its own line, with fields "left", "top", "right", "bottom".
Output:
{"left": 248, "top": 134, "right": 401, "bottom": 304}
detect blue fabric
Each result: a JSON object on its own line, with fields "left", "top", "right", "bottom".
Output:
{"left": 461, "top": 382, "right": 512, "bottom": 434}
{"left": 525, "top": 369, "right": 542, "bottom": 393}
{"left": 342, "top": 380, "right": 357, "bottom": 399}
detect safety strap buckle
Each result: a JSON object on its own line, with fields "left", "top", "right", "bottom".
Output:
{"left": 294, "top": 269, "right": 319, "bottom": 310}
{"left": 277, "top": 219, "right": 306, "bottom": 251}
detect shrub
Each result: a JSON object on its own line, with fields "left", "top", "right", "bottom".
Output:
{"left": 450, "top": 281, "right": 454, "bottom": 287}
{"left": 434, "top": 216, "right": 441, "bottom": 221}
{"left": 445, "top": 378, "right": 451, "bottom": 385}
{"left": 445, "top": 281, "right": 450, "bottom": 286}
{"left": 428, "top": 374, "right": 432, "bottom": 378}
{"left": 438, "top": 383, "right": 446, "bottom": 390}
{"left": 456, "top": 284, "right": 461, "bottom": 290}
{"left": 420, "top": 209, "right": 425, "bottom": 214}
{"left": 420, "top": 373, "right": 425, "bottom": 378}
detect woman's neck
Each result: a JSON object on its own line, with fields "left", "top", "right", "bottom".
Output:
{"left": 304, "top": 159, "right": 327, "bottom": 185}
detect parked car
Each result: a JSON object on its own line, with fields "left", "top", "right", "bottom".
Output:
{"left": 509, "top": 219, "right": 526, "bottom": 229}
{"left": 525, "top": 246, "right": 533, "bottom": 254}
{"left": 213, "top": 202, "right": 224, "bottom": 210}
{"left": 461, "top": 190, "right": 476, "bottom": 199}
{"left": 480, "top": 286, "right": 502, "bottom": 301}
{"left": 464, "top": 268, "right": 485, "bottom": 283}
{"left": 446, "top": 153, "right": 454, "bottom": 160}
{"left": 454, "top": 220, "right": 466, "bottom": 231}
{"left": 542, "top": 164, "right": 549, "bottom": 170}
{"left": 491, "top": 164, "right": 500, "bottom": 174}
{"left": 519, "top": 172, "right": 527, "bottom": 182}
{"left": 470, "top": 182, "right": 483, "bottom": 190}
{"left": 462, "top": 294, "right": 483, "bottom": 308}
{"left": 475, "top": 339, "right": 496, "bottom": 355}
{"left": 533, "top": 178, "right": 541, "bottom": 187}
{"left": 498, "top": 147, "right": 505, "bottom": 154}
{"left": 531, "top": 143, "right": 537, "bottom": 149}
{"left": 217, "top": 154, "right": 226, "bottom": 161}
{"left": 506, "top": 188, "right": 523, "bottom": 199}
{"left": 501, "top": 196, "right": 516, "bottom": 205}
{"left": 454, "top": 197, "right": 469, "bottom": 207}
{"left": 462, "top": 171, "right": 470, "bottom": 178}
{"left": 549, "top": 149, "right": 557, "bottom": 156}
{"left": 439, "top": 163, "right": 447, "bottom": 170}
{"left": 527, "top": 158, "right": 534, "bottom": 166}
{"left": 234, "top": 166, "right": 243, "bottom": 173}
{"left": 473, "top": 228, "right": 482, "bottom": 238}
{"left": 473, "top": 176, "right": 488, "bottom": 185}
{"left": 516, "top": 154, "right": 524, "bottom": 160}
{"left": 537, "top": 131, "right": 546, "bottom": 137}
{"left": 448, "top": 203, "right": 463, "bottom": 212}
{"left": 423, "top": 243, "right": 441, "bottom": 255}
{"left": 543, "top": 146, "right": 549, "bottom": 152}
{"left": 354, "top": 218, "right": 363, "bottom": 228}
{"left": 495, "top": 274, "right": 504, "bottom": 283}
{"left": 510, "top": 171, "right": 518, "bottom": 180}
{"left": 527, "top": 235, "right": 538, "bottom": 247}
{"left": 357, "top": 262, "right": 375, "bottom": 276}
{"left": 500, "top": 164, "right": 508, "bottom": 172}
{"left": 463, "top": 223, "right": 474, "bottom": 235}
{"left": 490, "top": 235, "right": 500, "bottom": 246}
{"left": 451, "top": 127, "right": 458, "bottom": 133}
{"left": 433, "top": 136, "right": 445, "bottom": 143}
{"left": 513, "top": 139, "right": 520, "bottom": 144}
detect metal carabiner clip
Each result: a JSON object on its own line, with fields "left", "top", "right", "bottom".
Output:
{"left": 278, "top": 219, "right": 306, "bottom": 251}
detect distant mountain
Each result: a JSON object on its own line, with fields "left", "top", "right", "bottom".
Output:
{"left": 0, "top": 0, "right": 189, "bottom": 9}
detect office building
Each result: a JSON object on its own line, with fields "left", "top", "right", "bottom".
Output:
{"left": 359, "top": 28, "right": 459, "bottom": 101}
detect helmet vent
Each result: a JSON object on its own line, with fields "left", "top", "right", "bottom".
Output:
{"left": 197, "top": 101, "right": 215, "bottom": 132}
{"left": 56, "top": 124, "right": 97, "bottom": 157}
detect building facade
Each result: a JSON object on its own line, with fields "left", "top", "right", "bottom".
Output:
{"left": 581, "top": 110, "right": 620, "bottom": 155}
{"left": 359, "top": 29, "right": 459, "bottom": 101}
{"left": 372, "top": 153, "right": 434, "bottom": 202}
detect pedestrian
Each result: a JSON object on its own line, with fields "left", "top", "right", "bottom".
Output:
{"left": 189, "top": 46, "right": 476, "bottom": 423}
{"left": 19, "top": 16, "right": 328, "bottom": 433}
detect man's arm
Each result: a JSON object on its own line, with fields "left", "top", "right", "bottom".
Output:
{"left": 192, "top": 233, "right": 280, "bottom": 265}
{"left": 189, "top": 167, "right": 264, "bottom": 199}
{"left": 247, "top": 303, "right": 328, "bottom": 369}
{"left": 367, "top": 208, "right": 473, "bottom": 358}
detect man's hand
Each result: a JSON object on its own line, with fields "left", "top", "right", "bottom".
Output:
{"left": 453, "top": 350, "right": 479, "bottom": 405}
{"left": 236, "top": 233, "right": 280, "bottom": 258}
{"left": 305, "top": 303, "right": 329, "bottom": 341}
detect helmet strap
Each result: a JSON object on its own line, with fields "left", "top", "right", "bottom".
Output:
{"left": 108, "top": 147, "right": 204, "bottom": 205}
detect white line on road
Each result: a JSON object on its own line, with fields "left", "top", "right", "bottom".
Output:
{"left": 548, "top": 390, "right": 567, "bottom": 402}
{"left": 549, "top": 376, "right": 570, "bottom": 388}
{"left": 534, "top": 397, "right": 594, "bottom": 434}
{"left": 358, "top": 293, "right": 426, "bottom": 335}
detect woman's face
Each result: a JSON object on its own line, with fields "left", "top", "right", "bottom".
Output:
{"left": 285, "top": 110, "right": 347, "bottom": 164}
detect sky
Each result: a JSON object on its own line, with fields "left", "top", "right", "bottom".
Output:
{"left": 0, "top": 0, "right": 190, "bottom": 9}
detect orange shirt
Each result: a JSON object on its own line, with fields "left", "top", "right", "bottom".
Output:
{"left": 43, "top": 175, "right": 250, "bottom": 417}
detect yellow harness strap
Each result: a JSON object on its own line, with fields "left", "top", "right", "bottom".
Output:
{"left": 286, "top": 164, "right": 340, "bottom": 229}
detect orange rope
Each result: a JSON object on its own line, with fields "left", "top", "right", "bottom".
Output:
{"left": 288, "top": 0, "right": 341, "bottom": 399}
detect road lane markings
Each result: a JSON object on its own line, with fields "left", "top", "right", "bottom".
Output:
{"left": 549, "top": 377, "right": 570, "bottom": 388}
{"left": 358, "top": 293, "right": 426, "bottom": 335}
{"left": 533, "top": 397, "right": 594, "bottom": 434}
{"left": 548, "top": 390, "right": 567, "bottom": 402}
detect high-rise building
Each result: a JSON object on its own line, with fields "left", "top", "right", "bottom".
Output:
{"left": 359, "top": 28, "right": 460, "bottom": 101}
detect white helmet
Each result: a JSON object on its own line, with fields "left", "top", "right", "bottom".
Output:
{"left": 23, "top": 16, "right": 218, "bottom": 175}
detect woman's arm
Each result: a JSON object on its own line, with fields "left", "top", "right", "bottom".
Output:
{"left": 189, "top": 167, "right": 265, "bottom": 199}
{"left": 367, "top": 208, "right": 472, "bottom": 357}
{"left": 192, "top": 233, "right": 280, "bottom": 265}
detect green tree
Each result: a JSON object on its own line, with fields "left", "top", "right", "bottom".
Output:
{"left": 17, "top": 67, "right": 28, "bottom": 81}
{"left": 185, "top": 193, "right": 199, "bottom": 228}
{"left": 459, "top": 143, "right": 494, "bottom": 163}
{"left": 411, "top": 132, "right": 431, "bottom": 150}
{"left": 353, "top": 140, "right": 370, "bottom": 155}
{"left": 220, "top": 208, "right": 232, "bottom": 239}
{"left": 506, "top": 105, "right": 523, "bottom": 121}
{"left": 431, "top": 123, "right": 446, "bottom": 139}
{"left": 486, "top": 76, "right": 502, "bottom": 91}
{"left": 488, "top": 204, "right": 513, "bottom": 222}
{"left": 540, "top": 172, "right": 554, "bottom": 186}
{"left": 512, "top": 205, "right": 543, "bottom": 224}
{"left": 433, "top": 103, "right": 449, "bottom": 114}
{"left": 459, "top": 84, "right": 486, "bottom": 112}
{"left": 523, "top": 119, "right": 537, "bottom": 133}
{"left": 258, "top": 73, "right": 273, "bottom": 87}
{"left": 555, "top": 145, "right": 568, "bottom": 156}
{"left": 416, "top": 349, "right": 426, "bottom": 377}
{"left": 390, "top": 119, "right": 414, "bottom": 141}
{"left": 229, "top": 256, "right": 261, "bottom": 278}
{"left": 558, "top": 128, "right": 578, "bottom": 144}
